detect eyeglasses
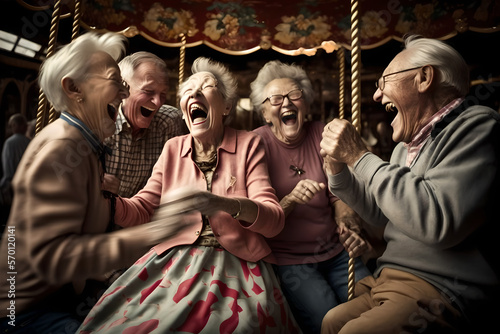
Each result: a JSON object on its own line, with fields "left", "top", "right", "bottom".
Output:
{"left": 375, "top": 66, "right": 422, "bottom": 91}
{"left": 115, "top": 79, "right": 129, "bottom": 92}
{"left": 91, "top": 75, "right": 129, "bottom": 91}
{"left": 262, "top": 89, "right": 303, "bottom": 106}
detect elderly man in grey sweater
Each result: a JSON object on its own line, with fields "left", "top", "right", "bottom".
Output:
{"left": 320, "top": 35, "right": 499, "bottom": 334}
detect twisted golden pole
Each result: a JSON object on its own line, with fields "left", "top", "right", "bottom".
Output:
{"left": 347, "top": 257, "right": 356, "bottom": 301}
{"left": 177, "top": 33, "right": 187, "bottom": 106}
{"left": 36, "top": 0, "right": 62, "bottom": 134}
{"left": 71, "top": 0, "right": 82, "bottom": 41}
{"left": 350, "top": 0, "right": 361, "bottom": 133}
{"left": 337, "top": 47, "right": 345, "bottom": 120}
{"left": 35, "top": 90, "right": 48, "bottom": 136}
{"left": 47, "top": 0, "right": 81, "bottom": 125}
{"left": 347, "top": 0, "right": 361, "bottom": 302}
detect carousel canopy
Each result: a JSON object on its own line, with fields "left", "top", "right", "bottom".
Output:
{"left": 16, "top": 0, "right": 500, "bottom": 56}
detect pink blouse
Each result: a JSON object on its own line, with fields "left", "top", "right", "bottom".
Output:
{"left": 115, "top": 127, "right": 285, "bottom": 263}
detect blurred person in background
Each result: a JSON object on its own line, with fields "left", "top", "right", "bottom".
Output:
{"left": 0, "top": 113, "right": 30, "bottom": 232}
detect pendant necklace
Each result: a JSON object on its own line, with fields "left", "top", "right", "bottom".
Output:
{"left": 290, "top": 164, "right": 305, "bottom": 175}
{"left": 285, "top": 148, "right": 306, "bottom": 176}
{"left": 275, "top": 128, "right": 306, "bottom": 176}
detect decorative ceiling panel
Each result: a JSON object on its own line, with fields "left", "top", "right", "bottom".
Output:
{"left": 20, "top": 0, "right": 500, "bottom": 55}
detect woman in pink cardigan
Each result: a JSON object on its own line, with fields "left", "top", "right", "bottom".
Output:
{"left": 78, "top": 58, "right": 300, "bottom": 333}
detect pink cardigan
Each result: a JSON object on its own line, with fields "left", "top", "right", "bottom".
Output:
{"left": 116, "top": 127, "right": 284, "bottom": 263}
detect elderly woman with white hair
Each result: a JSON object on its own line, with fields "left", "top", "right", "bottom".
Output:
{"left": 0, "top": 32, "right": 196, "bottom": 333}
{"left": 77, "top": 57, "right": 300, "bottom": 333}
{"left": 250, "top": 60, "right": 372, "bottom": 334}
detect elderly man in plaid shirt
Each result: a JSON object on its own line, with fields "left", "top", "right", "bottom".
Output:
{"left": 103, "top": 51, "right": 187, "bottom": 198}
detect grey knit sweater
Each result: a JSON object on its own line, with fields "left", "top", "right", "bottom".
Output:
{"left": 328, "top": 103, "right": 500, "bottom": 321}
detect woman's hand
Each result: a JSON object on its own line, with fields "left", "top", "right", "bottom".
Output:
{"left": 280, "top": 179, "right": 325, "bottom": 216}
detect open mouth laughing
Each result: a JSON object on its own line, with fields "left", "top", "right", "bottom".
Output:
{"left": 189, "top": 102, "right": 208, "bottom": 124}
{"left": 281, "top": 110, "right": 297, "bottom": 125}
{"left": 107, "top": 103, "right": 119, "bottom": 121}
{"left": 385, "top": 102, "right": 397, "bottom": 113}
{"left": 140, "top": 106, "right": 155, "bottom": 118}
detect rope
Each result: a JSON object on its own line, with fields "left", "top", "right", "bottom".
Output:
{"left": 177, "top": 33, "right": 187, "bottom": 106}
{"left": 337, "top": 47, "right": 345, "bottom": 119}
{"left": 35, "top": 0, "right": 62, "bottom": 134}
{"left": 347, "top": 0, "right": 361, "bottom": 302}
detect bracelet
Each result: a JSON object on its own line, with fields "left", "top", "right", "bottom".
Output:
{"left": 231, "top": 198, "right": 241, "bottom": 219}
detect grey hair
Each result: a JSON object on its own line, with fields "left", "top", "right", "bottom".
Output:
{"left": 119, "top": 51, "right": 169, "bottom": 83}
{"left": 403, "top": 35, "right": 469, "bottom": 97}
{"left": 178, "top": 57, "right": 238, "bottom": 113}
{"left": 249, "top": 60, "right": 314, "bottom": 114}
{"left": 38, "top": 32, "right": 127, "bottom": 111}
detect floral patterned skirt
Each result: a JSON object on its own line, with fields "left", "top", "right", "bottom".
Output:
{"left": 77, "top": 245, "right": 301, "bottom": 334}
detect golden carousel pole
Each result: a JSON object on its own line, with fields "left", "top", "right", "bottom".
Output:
{"left": 177, "top": 33, "right": 187, "bottom": 106}
{"left": 35, "top": 0, "right": 63, "bottom": 135}
{"left": 337, "top": 47, "right": 345, "bottom": 120}
{"left": 350, "top": 0, "right": 362, "bottom": 133}
{"left": 70, "top": 0, "right": 82, "bottom": 42}
{"left": 48, "top": 0, "right": 81, "bottom": 124}
{"left": 347, "top": 0, "right": 361, "bottom": 302}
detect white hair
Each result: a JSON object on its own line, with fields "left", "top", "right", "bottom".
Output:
{"left": 178, "top": 57, "right": 238, "bottom": 113}
{"left": 403, "top": 35, "right": 469, "bottom": 97}
{"left": 119, "top": 51, "right": 168, "bottom": 84}
{"left": 249, "top": 60, "right": 314, "bottom": 114}
{"left": 38, "top": 32, "right": 127, "bottom": 111}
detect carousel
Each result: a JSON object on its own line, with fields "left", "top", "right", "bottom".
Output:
{"left": 1, "top": 0, "right": 500, "bottom": 299}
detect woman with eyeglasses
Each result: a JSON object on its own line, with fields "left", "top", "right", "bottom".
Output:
{"left": 250, "top": 60, "right": 372, "bottom": 334}
{"left": 77, "top": 57, "right": 300, "bottom": 333}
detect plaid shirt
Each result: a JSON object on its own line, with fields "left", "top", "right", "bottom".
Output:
{"left": 404, "top": 97, "right": 464, "bottom": 167}
{"left": 104, "top": 104, "right": 187, "bottom": 198}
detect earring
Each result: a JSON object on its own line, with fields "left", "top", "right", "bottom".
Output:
{"left": 77, "top": 97, "right": 83, "bottom": 103}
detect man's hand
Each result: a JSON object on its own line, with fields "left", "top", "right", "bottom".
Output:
{"left": 337, "top": 224, "right": 368, "bottom": 258}
{"left": 320, "top": 119, "right": 369, "bottom": 172}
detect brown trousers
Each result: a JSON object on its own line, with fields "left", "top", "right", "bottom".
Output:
{"left": 321, "top": 268, "right": 464, "bottom": 334}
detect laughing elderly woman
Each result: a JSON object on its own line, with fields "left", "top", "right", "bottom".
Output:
{"left": 77, "top": 57, "right": 300, "bottom": 333}
{"left": 251, "top": 60, "right": 372, "bottom": 334}
{"left": 0, "top": 32, "right": 195, "bottom": 333}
